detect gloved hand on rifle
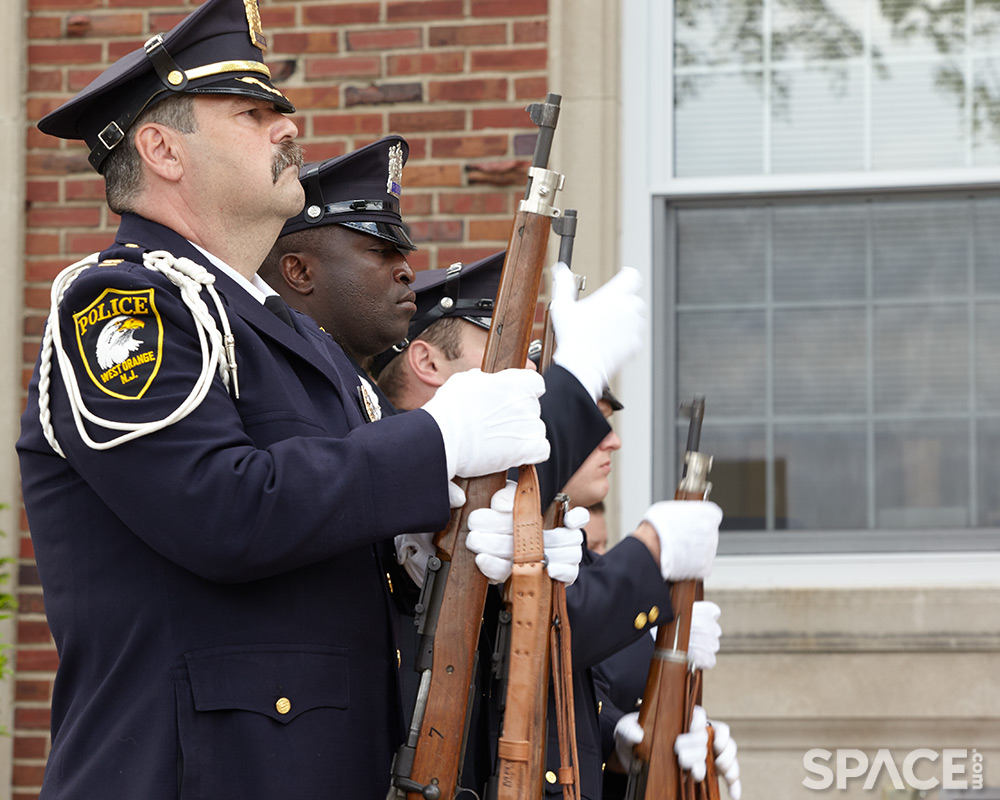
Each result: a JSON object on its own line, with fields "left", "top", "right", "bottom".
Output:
{"left": 688, "top": 599, "right": 722, "bottom": 670}
{"left": 613, "top": 705, "right": 742, "bottom": 800}
{"left": 550, "top": 262, "right": 645, "bottom": 403}
{"left": 465, "top": 480, "right": 587, "bottom": 584}
{"left": 423, "top": 368, "right": 550, "bottom": 479}
{"left": 629, "top": 500, "right": 722, "bottom": 582}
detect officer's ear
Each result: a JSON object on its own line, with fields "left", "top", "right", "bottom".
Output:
{"left": 280, "top": 253, "right": 314, "bottom": 296}
{"left": 134, "top": 122, "right": 185, "bottom": 182}
{"left": 406, "top": 339, "right": 448, "bottom": 389}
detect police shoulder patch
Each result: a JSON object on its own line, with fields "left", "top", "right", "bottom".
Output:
{"left": 72, "top": 287, "right": 164, "bottom": 399}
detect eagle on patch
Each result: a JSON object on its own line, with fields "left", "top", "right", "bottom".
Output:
{"left": 97, "top": 316, "right": 145, "bottom": 370}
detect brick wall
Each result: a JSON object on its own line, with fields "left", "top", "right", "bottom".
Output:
{"left": 19, "top": 1, "right": 550, "bottom": 797}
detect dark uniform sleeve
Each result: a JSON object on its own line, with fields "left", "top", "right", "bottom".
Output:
{"left": 565, "top": 537, "right": 673, "bottom": 670}
{"left": 28, "top": 264, "right": 452, "bottom": 584}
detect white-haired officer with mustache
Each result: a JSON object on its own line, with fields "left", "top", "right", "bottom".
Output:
{"left": 16, "top": 1, "right": 550, "bottom": 799}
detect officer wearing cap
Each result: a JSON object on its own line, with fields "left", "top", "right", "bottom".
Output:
{"left": 373, "top": 257, "right": 726, "bottom": 800}
{"left": 16, "top": 1, "right": 553, "bottom": 798}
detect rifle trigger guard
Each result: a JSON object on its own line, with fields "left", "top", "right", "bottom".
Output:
{"left": 519, "top": 166, "right": 565, "bottom": 217}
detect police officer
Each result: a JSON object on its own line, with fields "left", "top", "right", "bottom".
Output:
{"left": 375, "top": 258, "right": 725, "bottom": 800}
{"left": 17, "top": 2, "right": 551, "bottom": 798}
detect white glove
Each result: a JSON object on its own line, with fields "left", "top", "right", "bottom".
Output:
{"left": 544, "top": 505, "right": 588, "bottom": 584}
{"left": 675, "top": 705, "right": 709, "bottom": 781}
{"left": 710, "top": 718, "right": 742, "bottom": 800}
{"left": 423, "top": 368, "right": 549, "bottom": 479}
{"left": 688, "top": 600, "right": 722, "bottom": 670}
{"left": 613, "top": 710, "right": 644, "bottom": 771}
{"left": 395, "top": 532, "right": 436, "bottom": 588}
{"left": 465, "top": 482, "right": 588, "bottom": 584}
{"left": 640, "top": 500, "right": 721, "bottom": 581}
{"left": 551, "top": 263, "right": 645, "bottom": 402}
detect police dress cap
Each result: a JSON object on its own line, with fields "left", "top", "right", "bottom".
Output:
{"left": 38, "top": 0, "right": 293, "bottom": 173}
{"left": 370, "top": 250, "right": 505, "bottom": 379}
{"left": 279, "top": 135, "right": 416, "bottom": 251}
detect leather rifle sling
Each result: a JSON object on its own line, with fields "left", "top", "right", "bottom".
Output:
{"left": 496, "top": 465, "right": 552, "bottom": 800}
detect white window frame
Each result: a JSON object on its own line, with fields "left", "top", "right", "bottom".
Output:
{"left": 618, "top": 1, "right": 1000, "bottom": 589}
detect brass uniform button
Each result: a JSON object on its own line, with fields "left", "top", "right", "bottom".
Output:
{"left": 396, "top": 649, "right": 402, "bottom": 668}
{"left": 634, "top": 612, "right": 648, "bottom": 630}
{"left": 275, "top": 697, "right": 291, "bottom": 715}
{"left": 386, "top": 572, "right": 394, "bottom": 593}
{"left": 598, "top": 700, "right": 603, "bottom": 714}
{"left": 648, "top": 605, "right": 660, "bottom": 623}
{"left": 545, "top": 771, "right": 557, "bottom": 784}
{"left": 168, "top": 70, "right": 184, "bottom": 85}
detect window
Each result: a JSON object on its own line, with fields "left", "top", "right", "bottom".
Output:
{"left": 658, "top": 193, "right": 1000, "bottom": 552}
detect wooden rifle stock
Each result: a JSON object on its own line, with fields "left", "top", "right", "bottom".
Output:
{"left": 390, "top": 94, "right": 565, "bottom": 800}
{"left": 627, "top": 397, "right": 719, "bottom": 800}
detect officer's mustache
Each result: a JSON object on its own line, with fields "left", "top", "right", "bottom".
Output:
{"left": 272, "top": 141, "right": 304, "bottom": 184}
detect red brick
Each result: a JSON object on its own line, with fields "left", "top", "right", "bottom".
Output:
{"left": 25, "top": 235, "right": 59, "bottom": 256}
{"left": 472, "top": 0, "right": 547, "bottom": 16}
{"left": 19, "top": 537, "right": 35, "bottom": 560}
{"left": 108, "top": 40, "right": 147, "bottom": 60}
{"left": 16, "top": 594, "right": 47, "bottom": 615}
{"left": 282, "top": 87, "right": 340, "bottom": 110}
{"left": 387, "top": 0, "right": 463, "bottom": 21}
{"left": 272, "top": 32, "right": 340, "bottom": 54}
{"left": 430, "top": 78, "right": 508, "bottom": 103}
{"left": 312, "top": 113, "right": 385, "bottom": 136}
{"left": 26, "top": 129, "right": 62, "bottom": 150}
{"left": 388, "top": 51, "right": 464, "bottom": 76}
{"left": 514, "top": 76, "right": 549, "bottom": 100}
{"left": 25, "top": 181, "right": 60, "bottom": 204}
{"left": 12, "top": 764, "right": 47, "bottom": 786}
{"left": 28, "top": 0, "right": 100, "bottom": 9}
{"left": 15, "top": 649, "right": 59, "bottom": 674}
{"left": 389, "top": 109, "right": 465, "bottom": 132}
{"left": 432, "top": 134, "right": 508, "bottom": 158}
{"left": 27, "top": 207, "right": 101, "bottom": 228}
{"left": 27, "top": 16, "right": 62, "bottom": 38}
{"left": 25, "top": 259, "right": 78, "bottom": 282}
{"left": 13, "top": 734, "right": 49, "bottom": 759}
{"left": 473, "top": 107, "right": 534, "bottom": 129}
{"left": 66, "top": 12, "right": 144, "bottom": 37}
{"left": 471, "top": 48, "right": 547, "bottom": 72}
{"left": 26, "top": 97, "right": 71, "bottom": 122}
{"left": 16, "top": 621, "right": 52, "bottom": 646}
{"left": 305, "top": 55, "right": 381, "bottom": 79}
{"left": 68, "top": 68, "right": 103, "bottom": 89}
{"left": 27, "top": 70, "right": 63, "bottom": 92}
{"left": 405, "top": 164, "right": 464, "bottom": 187}
{"left": 345, "top": 82, "right": 422, "bottom": 106}
{"left": 28, "top": 43, "right": 102, "bottom": 64}
{"left": 469, "top": 217, "right": 514, "bottom": 240}
{"left": 64, "top": 178, "right": 106, "bottom": 201}
{"left": 107, "top": 0, "right": 176, "bottom": 6}
{"left": 405, "top": 250, "right": 431, "bottom": 271}
{"left": 347, "top": 28, "right": 422, "bottom": 51}
{"left": 436, "top": 245, "right": 502, "bottom": 265}
{"left": 407, "top": 220, "right": 456, "bottom": 243}
{"left": 401, "top": 192, "right": 433, "bottom": 216}
{"left": 16, "top": 680, "right": 52, "bottom": 703}
{"left": 401, "top": 137, "right": 427, "bottom": 159}
{"left": 259, "top": 6, "right": 297, "bottom": 28}
{"left": 303, "top": 3, "right": 381, "bottom": 26}
{"left": 67, "top": 232, "right": 112, "bottom": 253}
{"left": 514, "top": 20, "right": 548, "bottom": 43}
{"left": 14, "top": 792, "right": 45, "bottom": 800}
{"left": 437, "top": 191, "right": 510, "bottom": 215}
{"left": 148, "top": 13, "right": 186, "bottom": 29}
{"left": 429, "top": 24, "right": 506, "bottom": 47}
{"left": 300, "top": 141, "right": 348, "bottom": 162}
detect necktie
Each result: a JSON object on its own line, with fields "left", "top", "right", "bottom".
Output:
{"left": 264, "top": 294, "right": 294, "bottom": 328}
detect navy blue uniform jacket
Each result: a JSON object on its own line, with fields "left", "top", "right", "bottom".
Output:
{"left": 17, "top": 214, "right": 453, "bottom": 800}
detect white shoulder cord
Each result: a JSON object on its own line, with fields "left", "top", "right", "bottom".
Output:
{"left": 38, "top": 249, "right": 239, "bottom": 458}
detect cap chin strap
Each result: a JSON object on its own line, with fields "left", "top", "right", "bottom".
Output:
{"left": 38, "top": 250, "right": 239, "bottom": 457}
